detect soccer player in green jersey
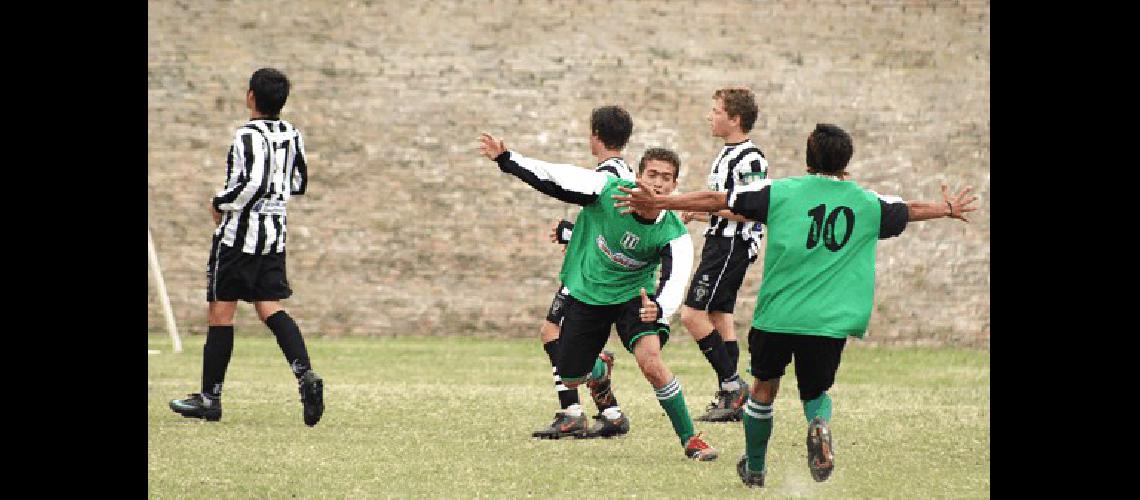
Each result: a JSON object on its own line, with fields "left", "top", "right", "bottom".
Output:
{"left": 613, "top": 123, "right": 979, "bottom": 487}
{"left": 478, "top": 132, "right": 719, "bottom": 461}
{"left": 532, "top": 106, "right": 638, "bottom": 440}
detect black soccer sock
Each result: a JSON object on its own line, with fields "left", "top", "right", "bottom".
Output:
{"left": 265, "top": 311, "right": 312, "bottom": 380}
{"left": 725, "top": 340, "right": 740, "bottom": 375}
{"left": 201, "top": 325, "right": 234, "bottom": 398}
{"left": 696, "top": 329, "right": 736, "bottom": 383}
{"left": 591, "top": 378, "right": 620, "bottom": 413}
{"left": 543, "top": 339, "right": 580, "bottom": 410}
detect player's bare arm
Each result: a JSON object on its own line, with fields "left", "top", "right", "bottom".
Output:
{"left": 682, "top": 211, "right": 743, "bottom": 224}
{"left": 680, "top": 211, "right": 704, "bottom": 224}
{"left": 907, "top": 184, "right": 978, "bottom": 222}
{"left": 614, "top": 181, "right": 729, "bottom": 214}
{"left": 711, "top": 209, "right": 749, "bottom": 222}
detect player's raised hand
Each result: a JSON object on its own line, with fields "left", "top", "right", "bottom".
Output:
{"left": 941, "top": 183, "right": 979, "bottom": 222}
{"left": 478, "top": 132, "right": 507, "bottom": 160}
{"left": 638, "top": 287, "right": 658, "bottom": 323}
{"left": 613, "top": 180, "right": 659, "bottom": 215}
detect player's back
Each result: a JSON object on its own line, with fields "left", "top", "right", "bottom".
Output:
{"left": 238, "top": 119, "right": 307, "bottom": 205}
{"left": 754, "top": 175, "right": 884, "bottom": 338}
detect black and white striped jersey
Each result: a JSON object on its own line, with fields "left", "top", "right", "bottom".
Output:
{"left": 596, "top": 156, "right": 636, "bottom": 182}
{"left": 554, "top": 157, "right": 637, "bottom": 243}
{"left": 705, "top": 139, "right": 768, "bottom": 238}
{"left": 212, "top": 119, "right": 308, "bottom": 254}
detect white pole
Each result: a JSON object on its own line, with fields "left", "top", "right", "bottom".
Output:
{"left": 148, "top": 228, "right": 183, "bottom": 353}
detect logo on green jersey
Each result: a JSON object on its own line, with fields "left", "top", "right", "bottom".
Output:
{"left": 620, "top": 231, "right": 640, "bottom": 250}
{"left": 596, "top": 235, "right": 648, "bottom": 270}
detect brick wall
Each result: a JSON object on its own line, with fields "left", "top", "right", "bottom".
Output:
{"left": 148, "top": 0, "right": 989, "bottom": 346}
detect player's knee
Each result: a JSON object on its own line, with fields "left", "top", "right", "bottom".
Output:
{"left": 207, "top": 302, "right": 237, "bottom": 326}
{"left": 633, "top": 348, "right": 668, "bottom": 385}
{"left": 680, "top": 306, "right": 703, "bottom": 329}
{"left": 709, "top": 312, "right": 734, "bottom": 338}
{"left": 207, "top": 315, "right": 233, "bottom": 326}
{"left": 254, "top": 301, "right": 285, "bottom": 322}
{"left": 633, "top": 341, "right": 661, "bottom": 365}
{"left": 752, "top": 379, "right": 778, "bottom": 404}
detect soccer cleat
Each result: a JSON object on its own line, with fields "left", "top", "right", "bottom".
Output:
{"left": 806, "top": 417, "right": 835, "bottom": 482}
{"left": 695, "top": 390, "right": 729, "bottom": 421}
{"left": 737, "top": 454, "right": 766, "bottom": 488}
{"left": 169, "top": 393, "right": 222, "bottom": 422}
{"left": 683, "top": 432, "right": 719, "bottom": 461}
{"left": 531, "top": 411, "right": 589, "bottom": 439}
{"left": 586, "top": 350, "right": 616, "bottom": 408}
{"left": 299, "top": 370, "right": 325, "bottom": 427}
{"left": 581, "top": 412, "right": 630, "bottom": 438}
{"left": 696, "top": 380, "right": 749, "bottom": 422}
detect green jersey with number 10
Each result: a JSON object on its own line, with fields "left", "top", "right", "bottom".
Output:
{"left": 728, "top": 175, "right": 909, "bottom": 338}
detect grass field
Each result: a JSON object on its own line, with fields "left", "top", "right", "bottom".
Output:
{"left": 148, "top": 334, "right": 989, "bottom": 498}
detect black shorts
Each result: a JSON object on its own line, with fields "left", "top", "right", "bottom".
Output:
{"left": 544, "top": 283, "right": 571, "bottom": 324}
{"left": 556, "top": 294, "right": 671, "bottom": 382}
{"left": 748, "top": 328, "right": 847, "bottom": 401}
{"left": 206, "top": 237, "right": 293, "bottom": 303}
{"left": 683, "top": 235, "right": 754, "bottom": 313}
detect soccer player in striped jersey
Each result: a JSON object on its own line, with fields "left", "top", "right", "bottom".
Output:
{"left": 170, "top": 68, "right": 324, "bottom": 427}
{"left": 681, "top": 87, "right": 768, "bottom": 422}
{"left": 480, "top": 133, "right": 719, "bottom": 461}
{"left": 614, "top": 123, "right": 979, "bottom": 487}
{"left": 533, "top": 106, "right": 638, "bottom": 440}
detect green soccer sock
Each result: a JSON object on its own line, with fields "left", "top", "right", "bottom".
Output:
{"left": 654, "top": 377, "right": 695, "bottom": 445}
{"left": 742, "top": 396, "right": 774, "bottom": 473}
{"left": 802, "top": 392, "right": 833, "bottom": 423}
{"left": 587, "top": 356, "right": 607, "bottom": 381}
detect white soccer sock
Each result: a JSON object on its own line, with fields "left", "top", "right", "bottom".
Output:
{"left": 721, "top": 374, "right": 742, "bottom": 392}
{"left": 602, "top": 406, "right": 622, "bottom": 419}
{"left": 564, "top": 403, "right": 583, "bottom": 417}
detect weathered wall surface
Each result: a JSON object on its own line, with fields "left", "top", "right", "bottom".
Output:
{"left": 149, "top": 0, "right": 989, "bottom": 346}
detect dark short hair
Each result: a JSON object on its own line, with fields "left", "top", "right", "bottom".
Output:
{"left": 591, "top": 106, "right": 633, "bottom": 150}
{"left": 249, "top": 68, "right": 290, "bottom": 116}
{"left": 638, "top": 147, "right": 681, "bottom": 178}
{"left": 713, "top": 87, "right": 758, "bottom": 133}
{"left": 805, "top": 123, "right": 854, "bottom": 174}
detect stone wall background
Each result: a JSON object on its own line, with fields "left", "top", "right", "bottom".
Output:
{"left": 148, "top": 0, "right": 989, "bottom": 346}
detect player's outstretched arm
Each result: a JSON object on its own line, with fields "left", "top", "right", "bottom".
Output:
{"left": 613, "top": 181, "right": 729, "bottom": 214}
{"left": 907, "top": 184, "right": 979, "bottom": 222}
{"left": 479, "top": 132, "right": 608, "bottom": 206}
{"left": 709, "top": 209, "right": 749, "bottom": 223}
